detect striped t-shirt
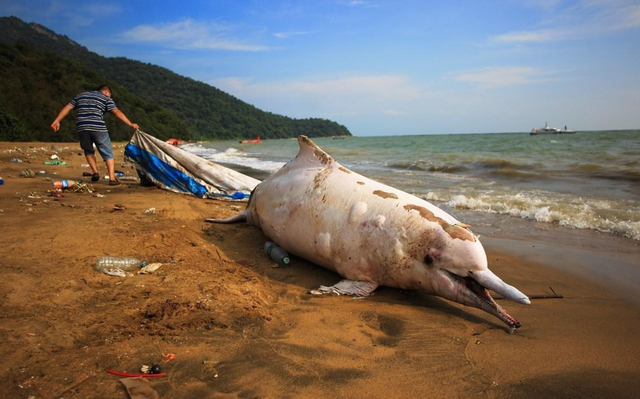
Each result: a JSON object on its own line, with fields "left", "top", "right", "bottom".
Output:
{"left": 69, "top": 91, "right": 117, "bottom": 133}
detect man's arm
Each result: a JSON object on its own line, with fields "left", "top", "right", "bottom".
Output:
{"left": 50, "top": 104, "right": 74, "bottom": 132}
{"left": 111, "top": 109, "right": 139, "bottom": 130}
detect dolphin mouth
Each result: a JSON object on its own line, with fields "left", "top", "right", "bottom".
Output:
{"left": 448, "top": 272, "right": 522, "bottom": 330}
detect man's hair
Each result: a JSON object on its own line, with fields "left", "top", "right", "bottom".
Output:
{"left": 96, "top": 84, "right": 111, "bottom": 93}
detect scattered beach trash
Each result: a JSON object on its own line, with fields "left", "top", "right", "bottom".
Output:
{"left": 162, "top": 353, "right": 176, "bottom": 362}
{"left": 19, "top": 169, "right": 36, "bottom": 178}
{"left": 144, "top": 207, "right": 156, "bottom": 215}
{"left": 0, "top": 177, "right": 4, "bottom": 185}
{"left": 141, "top": 362, "right": 162, "bottom": 374}
{"left": 38, "top": 170, "right": 46, "bottom": 175}
{"left": 113, "top": 204, "right": 126, "bottom": 211}
{"left": 108, "top": 369, "right": 166, "bottom": 378}
{"left": 81, "top": 164, "right": 90, "bottom": 168}
{"left": 119, "top": 176, "right": 139, "bottom": 181}
{"left": 264, "top": 241, "right": 291, "bottom": 268}
{"left": 94, "top": 193, "right": 106, "bottom": 198}
{"left": 52, "top": 180, "right": 75, "bottom": 189}
{"left": 50, "top": 154, "right": 59, "bottom": 160}
{"left": 43, "top": 160, "right": 67, "bottom": 165}
{"left": 49, "top": 191, "right": 64, "bottom": 198}
{"left": 72, "top": 181, "right": 94, "bottom": 194}
{"left": 11, "top": 158, "right": 22, "bottom": 163}
{"left": 138, "top": 263, "right": 162, "bottom": 274}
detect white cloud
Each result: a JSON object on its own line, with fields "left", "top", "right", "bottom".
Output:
{"left": 210, "top": 74, "right": 430, "bottom": 117}
{"left": 452, "top": 66, "right": 560, "bottom": 89}
{"left": 494, "top": 0, "right": 640, "bottom": 43}
{"left": 493, "top": 29, "right": 568, "bottom": 42}
{"left": 273, "top": 30, "right": 316, "bottom": 39}
{"left": 120, "top": 19, "right": 269, "bottom": 51}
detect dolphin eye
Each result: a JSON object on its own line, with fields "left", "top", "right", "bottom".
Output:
{"left": 424, "top": 255, "right": 434, "bottom": 265}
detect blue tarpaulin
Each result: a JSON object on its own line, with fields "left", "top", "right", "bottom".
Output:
{"left": 124, "top": 130, "right": 260, "bottom": 200}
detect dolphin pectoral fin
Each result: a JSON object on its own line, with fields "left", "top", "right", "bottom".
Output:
{"left": 205, "top": 209, "right": 248, "bottom": 224}
{"left": 309, "top": 279, "right": 378, "bottom": 297}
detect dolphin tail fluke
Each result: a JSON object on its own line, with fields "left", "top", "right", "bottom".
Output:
{"left": 474, "top": 270, "right": 531, "bottom": 305}
{"left": 205, "top": 209, "right": 249, "bottom": 224}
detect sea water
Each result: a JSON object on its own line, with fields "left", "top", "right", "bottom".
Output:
{"left": 181, "top": 130, "right": 640, "bottom": 243}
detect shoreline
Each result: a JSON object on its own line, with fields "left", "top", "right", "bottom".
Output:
{"left": 2, "top": 141, "right": 640, "bottom": 398}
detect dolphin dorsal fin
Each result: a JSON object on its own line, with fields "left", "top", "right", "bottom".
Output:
{"left": 296, "top": 136, "right": 335, "bottom": 166}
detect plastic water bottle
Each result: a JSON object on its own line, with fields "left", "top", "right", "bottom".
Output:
{"left": 0, "top": 177, "right": 3, "bottom": 185}
{"left": 95, "top": 256, "right": 148, "bottom": 272}
{"left": 264, "top": 241, "right": 291, "bottom": 268}
{"left": 52, "top": 180, "right": 75, "bottom": 189}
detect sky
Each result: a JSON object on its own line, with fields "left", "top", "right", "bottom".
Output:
{"left": 2, "top": 0, "right": 639, "bottom": 136}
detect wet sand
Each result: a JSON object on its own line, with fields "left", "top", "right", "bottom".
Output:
{"left": 1, "top": 141, "right": 639, "bottom": 399}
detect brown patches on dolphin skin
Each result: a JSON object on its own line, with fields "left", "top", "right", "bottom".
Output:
{"left": 313, "top": 168, "right": 332, "bottom": 191}
{"left": 403, "top": 204, "right": 476, "bottom": 242}
{"left": 373, "top": 190, "right": 399, "bottom": 200}
{"left": 339, "top": 167, "right": 352, "bottom": 174}
{"left": 357, "top": 181, "right": 365, "bottom": 185}
{"left": 444, "top": 224, "right": 476, "bottom": 241}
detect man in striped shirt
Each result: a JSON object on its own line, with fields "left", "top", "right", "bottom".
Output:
{"left": 51, "top": 85, "right": 139, "bottom": 185}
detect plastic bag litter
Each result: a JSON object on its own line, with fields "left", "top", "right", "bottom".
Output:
{"left": 101, "top": 268, "right": 127, "bottom": 277}
{"left": 138, "top": 263, "right": 162, "bottom": 274}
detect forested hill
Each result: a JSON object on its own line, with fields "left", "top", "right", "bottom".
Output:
{"left": 0, "top": 16, "right": 351, "bottom": 142}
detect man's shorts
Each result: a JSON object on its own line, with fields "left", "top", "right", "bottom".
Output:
{"left": 78, "top": 130, "right": 114, "bottom": 160}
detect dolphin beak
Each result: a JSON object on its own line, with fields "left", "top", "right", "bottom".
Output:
{"left": 442, "top": 268, "right": 530, "bottom": 331}
{"left": 472, "top": 270, "right": 531, "bottom": 305}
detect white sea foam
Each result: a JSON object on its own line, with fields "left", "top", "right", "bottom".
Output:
{"left": 425, "top": 191, "right": 640, "bottom": 240}
{"left": 181, "top": 144, "right": 285, "bottom": 172}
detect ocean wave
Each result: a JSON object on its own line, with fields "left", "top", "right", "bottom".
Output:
{"left": 424, "top": 192, "right": 640, "bottom": 240}
{"left": 179, "top": 142, "right": 217, "bottom": 158}
{"left": 473, "top": 159, "right": 533, "bottom": 170}
{"left": 572, "top": 163, "right": 640, "bottom": 183}
{"left": 207, "top": 148, "right": 285, "bottom": 172}
{"left": 387, "top": 161, "right": 469, "bottom": 173}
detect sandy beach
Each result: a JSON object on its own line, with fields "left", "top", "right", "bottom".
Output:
{"left": 1, "top": 141, "right": 640, "bottom": 399}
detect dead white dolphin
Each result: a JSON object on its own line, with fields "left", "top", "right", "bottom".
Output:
{"left": 208, "top": 136, "right": 530, "bottom": 331}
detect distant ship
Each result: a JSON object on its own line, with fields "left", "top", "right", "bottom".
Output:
{"left": 530, "top": 122, "right": 576, "bottom": 135}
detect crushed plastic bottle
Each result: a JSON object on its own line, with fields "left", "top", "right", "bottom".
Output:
{"left": 264, "top": 241, "right": 291, "bottom": 268}
{"left": 95, "top": 256, "right": 148, "bottom": 273}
